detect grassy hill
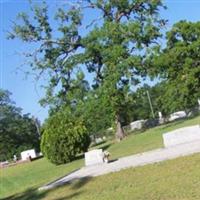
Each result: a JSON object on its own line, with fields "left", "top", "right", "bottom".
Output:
{"left": 5, "top": 153, "right": 200, "bottom": 200}
{"left": 1, "top": 115, "right": 200, "bottom": 199}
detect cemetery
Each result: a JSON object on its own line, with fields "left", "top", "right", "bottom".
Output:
{"left": 1, "top": 0, "right": 200, "bottom": 200}
{"left": 1, "top": 115, "right": 200, "bottom": 199}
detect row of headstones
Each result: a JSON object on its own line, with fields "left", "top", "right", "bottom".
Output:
{"left": 130, "top": 99, "right": 200, "bottom": 131}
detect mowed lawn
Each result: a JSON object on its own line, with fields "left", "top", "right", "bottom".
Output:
{"left": 1, "top": 115, "right": 200, "bottom": 199}
{"left": 3, "top": 153, "right": 200, "bottom": 200}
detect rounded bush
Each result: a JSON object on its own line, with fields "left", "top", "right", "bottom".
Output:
{"left": 41, "top": 110, "right": 90, "bottom": 164}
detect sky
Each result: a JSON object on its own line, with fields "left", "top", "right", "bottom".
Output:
{"left": 0, "top": 0, "right": 200, "bottom": 123}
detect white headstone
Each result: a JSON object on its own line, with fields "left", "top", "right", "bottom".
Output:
{"left": 169, "top": 111, "right": 186, "bottom": 121}
{"left": 85, "top": 149, "right": 104, "bottom": 166}
{"left": 198, "top": 99, "right": 200, "bottom": 110}
{"left": 95, "top": 137, "right": 103, "bottom": 144}
{"left": 158, "top": 111, "right": 164, "bottom": 124}
{"left": 21, "top": 149, "right": 36, "bottom": 161}
{"left": 163, "top": 125, "right": 200, "bottom": 148}
{"left": 158, "top": 112, "right": 162, "bottom": 119}
{"left": 130, "top": 120, "right": 146, "bottom": 131}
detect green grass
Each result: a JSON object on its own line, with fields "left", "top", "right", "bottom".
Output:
{"left": 4, "top": 153, "right": 200, "bottom": 200}
{"left": 106, "top": 115, "right": 200, "bottom": 159}
{"left": 1, "top": 115, "right": 200, "bottom": 199}
{"left": 0, "top": 158, "right": 83, "bottom": 198}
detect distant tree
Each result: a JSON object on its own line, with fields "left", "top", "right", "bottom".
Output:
{"left": 0, "top": 89, "right": 40, "bottom": 161}
{"left": 153, "top": 21, "right": 200, "bottom": 113}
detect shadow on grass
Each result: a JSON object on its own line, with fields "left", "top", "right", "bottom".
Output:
{"left": 1, "top": 187, "right": 47, "bottom": 200}
{"left": 1, "top": 177, "right": 92, "bottom": 200}
{"left": 71, "top": 176, "right": 92, "bottom": 190}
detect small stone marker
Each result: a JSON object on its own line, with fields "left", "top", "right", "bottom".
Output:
{"left": 198, "top": 99, "right": 200, "bottom": 110}
{"left": 95, "top": 137, "right": 103, "bottom": 144}
{"left": 85, "top": 149, "right": 104, "bottom": 166}
{"left": 163, "top": 125, "right": 200, "bottom": 148}
{"left": 158, "top": 111, "right": 164, "bottom": 124}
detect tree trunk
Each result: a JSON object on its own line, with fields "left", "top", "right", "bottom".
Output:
{"left": 115, "top": 115, "right": 125, "bottom": 142}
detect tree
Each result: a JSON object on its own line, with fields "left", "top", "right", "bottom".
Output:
{"left": 41, "top": 107, "right": 90, "bottom": 164}
{"left": 8, "top": 0, "right": 166, "bottom": 141}
{"left": 82, "top": 0, "right": 166, "bottom": 140}
{"left": 77, "top": 90, "right": 113, "bottom": 136}
{"left": 0, "top": 89, "right": 40, "bottom": 161}
{"left": 153, "top": 21, "right": 200, "bottom": 113}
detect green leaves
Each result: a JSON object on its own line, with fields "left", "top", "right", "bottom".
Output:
{"left": 154, "top": 21, "right": 200, "bottom": 112}
{"left": 0, "top": 89, "right": 40, "bottom": 161}
{"left": 41, "top": 108, "right": 90, "bottom": 164}
{"left": 8, "top": 0, "right": 165, "bottom": 141}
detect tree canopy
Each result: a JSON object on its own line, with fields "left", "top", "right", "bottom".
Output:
{"left": 0, "top": 89, "right": 40, "bottom": 161}
{"left": 9, "top": 0, "right": 166, "bottom": 140}
{"left": 153, "top": 21, "right": 200, "bottom": 113}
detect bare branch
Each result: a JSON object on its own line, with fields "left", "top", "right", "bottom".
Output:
{"left": 85, "top": 16, "right": 103, "bottom": 29}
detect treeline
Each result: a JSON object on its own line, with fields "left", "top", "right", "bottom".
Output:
{"left": 0, "top": 89, "right": 40, "bottom": 161}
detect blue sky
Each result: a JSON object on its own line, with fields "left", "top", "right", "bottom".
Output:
{"left": 0, "top": 0, "right": 200, "bottom": 123}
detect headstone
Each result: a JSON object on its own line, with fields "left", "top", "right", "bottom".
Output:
{"left": 102, "top": 136, "right": 106, "bottom": 140}
{"left": 13, "top": 155, "right": 17, "bottom": 162}
{"left": 85, "top": 149, "right": 104, "bottom": 166}
{"left": 158, "top": 111, "right": 162, "bottom": 119}
{"left": 95, "top": 137, "right": 103, "bottom": 144}
{"left": 107, "top": 127, "right": 113, "bottom": 131}
{"left": 169, "top": 111, "right": 186, "bottom": 122}
{"left": 158, "top": 111, "right": 164, "bottom": 124}
{"left": 163, "top": 125, "right": 200, "bottom": 148}
{"left": 130, "top": 120, "right": 146, "bottom": 131}
{"left": 21, "top": 149, "right": 36, "bottom": 161}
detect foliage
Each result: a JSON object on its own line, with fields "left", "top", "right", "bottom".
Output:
{"left": 8, "top": 0, "right": 166, "bottom": 140}
{"left": 153, "top": 21, "right": 200, "bottom": 113}
{"left": 41, "top": 108, "right": 90, "bottom": 164}
{"left": 0, "top": 89, "right": 40, "bottom": 161}
{"left": 77, "top": 90, "right": 113, "bottom": 136}
{"left": 82, "top": 0, "right": 166, "bottom": 139}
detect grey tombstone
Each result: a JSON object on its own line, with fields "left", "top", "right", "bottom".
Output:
{"left": 163, "top": 125, "right": 200, "bottom": 148}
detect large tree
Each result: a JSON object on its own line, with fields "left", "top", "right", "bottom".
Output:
{"left": 153, "top": 21, "right": 200, "bottom": 113}
{"left": 9, "top": 0, "right": 166, "bottom": 140}
{"left": 0, "top": 89, "right": 40, "bottom": 161}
